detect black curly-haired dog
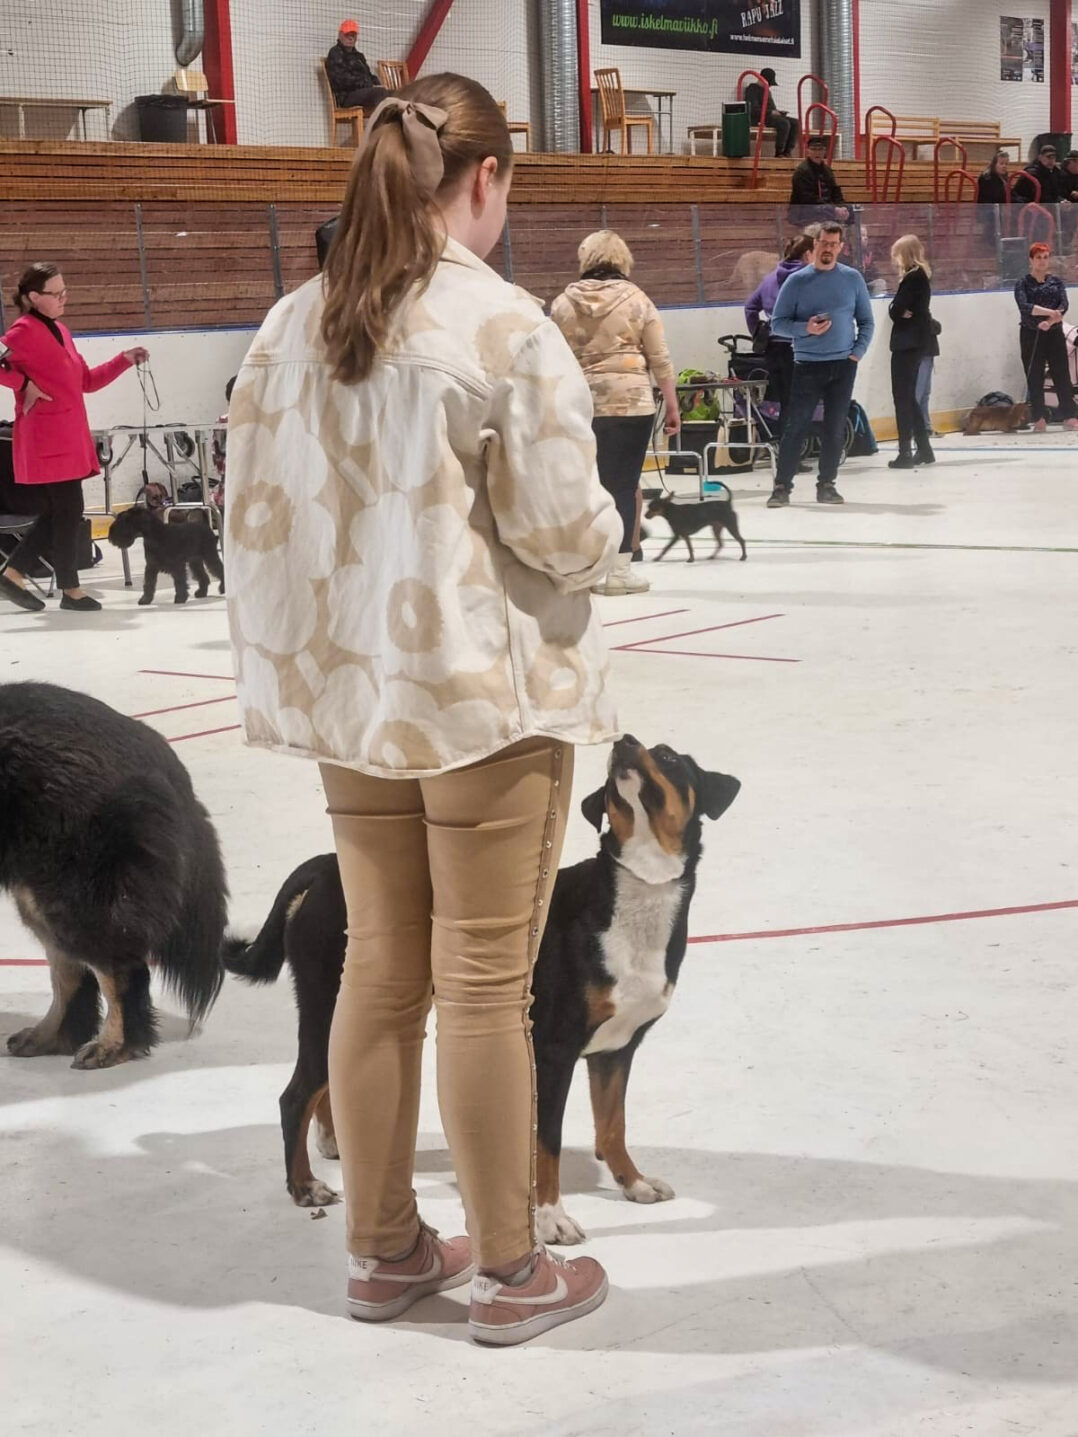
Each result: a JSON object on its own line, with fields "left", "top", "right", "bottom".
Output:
{"left": 108, "top": 506, "right": 225, "bottom": 606}
{"left": 1, "top": 683, "right": 227, "bottom": 1068}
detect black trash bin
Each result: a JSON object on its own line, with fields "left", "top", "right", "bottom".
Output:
{"left": 135, "top": 94, "right": 189, "bottom": 143}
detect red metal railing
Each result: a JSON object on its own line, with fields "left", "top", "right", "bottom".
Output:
{"left": 943, "top": 168, "right": 977, "bottom": 203}
{"left": 863, "top": 105, "right": 896, "bottom": 191}
{"left": 797, "top": 73, "right": 829, "bottom": 154}
{"left": 870, "top": 134, "right": 905, "bottom": 202}
{"left": 1010, "top": 170, "right": 1040, "bottom": 204}
{"left": 1019, "top": 201, "right": 1055, "bottom": 248}
{"left": 803, "top": 102, "right": 839, "bottom": 164}
{"left": 933, "top": 136, "right": 968, "bottom": 202}
{"left": 736, "top": 70, "right": 770, "bottom": 190}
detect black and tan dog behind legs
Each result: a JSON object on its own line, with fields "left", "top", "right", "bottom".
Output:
{"left": 0, "top": 683, "right": 227, "bottom": 1068}
{"left": 645, "top": 494, "right": 747, "bottom": 564}
{"left": 225, "top": 736, "right": 740, "bottom": 1236}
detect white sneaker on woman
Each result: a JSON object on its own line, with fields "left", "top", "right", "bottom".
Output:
{"left": 591, "top": 553, "right": 649, "bottom": 595}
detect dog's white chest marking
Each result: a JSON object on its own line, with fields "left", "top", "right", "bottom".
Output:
{"left": 583, "top": 866, "right": 682, "bottom": 1056}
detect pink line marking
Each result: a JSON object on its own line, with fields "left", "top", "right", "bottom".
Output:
{"left": 131, "top": 696, "right": 237, "bottom": 719}
{"left": 614, "top": 613, "right": 784, "bottom": 651}
{"left": 602, "top": 609, "right": 690, "bottom": 629}
{"left": 167, "top": 723, "right": 242, "bottom": 744}
{"left": 688, "top": 899, "right": 1078, "bottom": 945}
{"left": 5, "top": 899, "right": 1075, "bottom": 969}
{"left": 139, "top": 669, "right": 236, "bottom": 683}
{"left": 625, "top": 648, "right": 799, "bottom": 663}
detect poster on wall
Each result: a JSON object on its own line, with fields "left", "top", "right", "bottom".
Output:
{"left": 1071, "top": 20, "right": 1078, "bottom": 84}
{"left": 599, "top": 0, "right": 802, "bottom": 57}
{"left": 1000, "top": 15, "right": 1044, "bottom": 82}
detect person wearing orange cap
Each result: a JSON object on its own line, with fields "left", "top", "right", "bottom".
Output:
{"left": 325, "top": 19, "right": 388, "bottom": 112}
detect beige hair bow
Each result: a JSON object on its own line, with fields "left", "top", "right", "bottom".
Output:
{"left": 367, "top": 97, "right": 449, "bottom": 195}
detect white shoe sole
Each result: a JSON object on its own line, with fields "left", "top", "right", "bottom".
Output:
{"left": 467, "top": 1275, "right": 609, "bottom": 1346}
{"left": 347, "top": 1263, "right": 476, "bottom": 1322}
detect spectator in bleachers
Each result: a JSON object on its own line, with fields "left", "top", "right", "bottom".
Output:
{"left": 1014, "top": 242, "right": 1078, "bottom": 433}
{"left": 975, "top": 151, "right": 1010, "bottom": 205}
{"left": 744, "top": 232, "right": 815, "bottom": 427}
{"left": 768, "top": 221, "right": 875, "bottom": 507}
{"left": 887, "top": 235, "right": 936, "bottom": 469}
{"left": 551, "top": 230, "right": 679, "bottom": 594}
{"left": 325, "top": 19, "right": 388, "bottom": 112}
{"left": 744, "top": 69, "right": 800, "bottom": 158}
{"left": 1023, "top": 143, "right": 1066, "bottom": 204}
{"left": 789, "top": 135, "right": 849, "bottom": 226}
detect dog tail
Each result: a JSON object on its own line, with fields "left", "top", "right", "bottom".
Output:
{"left": 223, "top": 855, "right": 333, "bottom": 985}
{"left": 156, "top": 802, "right": 228, "bottom": 1030}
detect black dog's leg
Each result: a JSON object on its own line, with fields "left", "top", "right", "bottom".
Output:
{"left": 170, "top": 563, "right": 190, "bottom": 605}
{"left": 190, "top": 559, "right": 210, "bottom": 599}
{"left": 725, "top": 509, "right": 748, "bottom": 560}
{"left": 655, "top": 536, "right": 678, "bottom": 562}
{"left": 710, "top": 524, "right": 724, "bottom": 559}
{"left": 535, "top": 1043, "right": 587, "bottom": 1243}
{"left": 588, "top": 1044, "right": 675, "bottom": 1205}
{"left": 71, "top": 960, "right": 156, "bottom": 1069}
{"left": 205, "top": 547, "right": 225, "bottom": 594}
{"left": 138, "top": 561, "right": 160, "bottom": 606}
{"left": 685, "top": 534, "right": 695, "bottom": 563}
{"left": 281, "top": 999, "right": 338, "bottom": 1206}
{"left": 8, "top": 949, "right": 99, "bottom": 1057}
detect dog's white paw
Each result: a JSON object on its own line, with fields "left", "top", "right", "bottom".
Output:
{"left": 291, "top": 1179, "right": 340, "bottom": 1208}
{"left": 624, "top": 1176, "right": 675, "bottom": 1205}
{"left": 315, "top": 1126, "right": 339, "bottom": 1160}
{"left": 535, "top": 1201, "right": 587, "bottom": 1245}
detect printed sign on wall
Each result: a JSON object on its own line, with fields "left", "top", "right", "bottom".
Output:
{"left": 600, "top": 0, "right": 802, "bottom": 58}
{"left": 1000, "top": 15, "right": 1044, "bottom": 82}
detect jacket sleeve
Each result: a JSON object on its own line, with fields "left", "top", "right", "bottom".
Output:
{"left": 484, "top": 322, "right": 621, "bottom": 594}
{"left": 640, "top": 297, "right": 674, "bottom": 384}
{"left": 0, "top": 361, "right": 24, "bottom": 392}
{"left": 1053, "top": 278, "right": 1069, "bottom": 317}
{"left": 851, "top": 273, "right": 875, "bottom": 359}
{"left": 770, "top": 275, "right": 808, "bottom": 340}
{"left": 745, "top": 279, "right": 766, "bottom": 334}
{"left": 1014, "top": 277, "right": 1034, "bottom": 322}
{"left": 80, "top": 350, "right": 133, "bottom": 393}
{"left": 789, "top": 163, "right": 816, "bottom": 205}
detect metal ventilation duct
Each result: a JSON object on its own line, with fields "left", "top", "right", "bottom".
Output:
{"left": 815, "top": 0, "right": 856, "bottom": 158}
{"left": 536, "top": 0, "right": 580, "bottom": 153}
{"left": 175, "top": 0, "right": 205, "bottom": 67}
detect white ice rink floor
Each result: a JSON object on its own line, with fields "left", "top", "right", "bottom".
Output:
{"left": 2, "top": 434, "right": 1076, "bottom": 1437}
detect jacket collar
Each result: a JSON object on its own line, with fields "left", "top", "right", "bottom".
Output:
{"left": 438, "top": 234, "right": 501, "bottom": 280}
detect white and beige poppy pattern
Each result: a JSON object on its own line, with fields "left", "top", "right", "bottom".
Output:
{"left": 225, "top": 238, "right": 622, "bottom": 778}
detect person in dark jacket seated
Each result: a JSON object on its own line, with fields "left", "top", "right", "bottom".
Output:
{"left": 325, "top": 18, "right": 388, "bottom": 111}
{"left": 1060, "top": 151, "right": 1078, "bottom": 203}
{"left": 1023, "top": 144, "right": 1065, "bottom": 203}
{"left": 976, "top": 151, "right": 1010, "bottom": 204}
{"left": 887, "top": 235, "right": 936, "bottom": 469}
{"left": 789, "top": 135, "right": 850, "bottom": 226}
{"left": 1014, "top": 243, "right": 1078, "bottom": 432}
{"left": 744, "top": 68, "right": 799, "bottom": 158}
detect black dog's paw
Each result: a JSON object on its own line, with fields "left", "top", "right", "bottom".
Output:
{"left": 218, "top": 582, "right": 225, "bottom": 594}
{"left": 174, "top": 593, "right": 189, "bottom": 605}
{"left": 194, "top": 588, "right": 209, "bottom": 599}
{"left": 137, "top": 595, "right": 153, "bottom": 606}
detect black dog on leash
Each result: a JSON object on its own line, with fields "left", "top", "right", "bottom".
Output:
{"left": 1, "top": 683, "right": 227, "bottom": 1067}
{"left": 645, "top": 494, "right": 747, "bottom": 563}
{"left": 225, "top": 737, "right": 740, "bottom": 1243}
{"left": 108, "top": 506, "right": 224, "bottom": 605}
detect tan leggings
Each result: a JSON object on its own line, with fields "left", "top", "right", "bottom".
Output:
{"left": 322, "top": 737, "right": 573, "bottom": 1270}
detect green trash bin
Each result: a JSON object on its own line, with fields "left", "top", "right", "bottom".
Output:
{"left": 722, "top": 101, "right": 750, "bottom": 159}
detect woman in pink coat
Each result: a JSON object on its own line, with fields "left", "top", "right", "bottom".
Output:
{"left": 0, "top": 262, "right": 147, "bottom": 612}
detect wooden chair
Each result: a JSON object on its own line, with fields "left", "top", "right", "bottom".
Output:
{"left": 377, "top": 60, "right": 410, "bottom": 92}
{"left": 497, "top": 101, "right": 531, "bottom": 152}
{"left": 319, "top": 60, "right": 364, "bottom": 146}
{"left": 595, "top": 68, "right": 654, "bottom": 155}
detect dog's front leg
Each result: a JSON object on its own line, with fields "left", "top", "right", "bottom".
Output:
{"left": 587, "top": 1048, "right": 674, "bottom": 1205}
{"left": 685, "top": 534, "right": 695, "bottom": 563}
{"left": 70, "top": 963, "right": 154, "bottom": 1069}
{"left": 655, "top": 536, "right": 678, "bottom": 562}
{"left": 190, "top": 559, "right": 210, "bottom": 599}
{"left": 7, "top": 947, "right": 98, "bottom": 1057}
{"left": 138, "top": 561, "right": 159, "bottom": 606}
{"left": 534, "top": 1044, "right": 587, "bottom": 1244}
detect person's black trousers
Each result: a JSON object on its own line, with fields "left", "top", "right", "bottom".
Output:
{"left": 1020, "top": 325, "right": 1077, "bottom": 423}
{"left": 337, "top": 85, "right": 389, "bottom": 110}
{"left": 9, "top": 479, "right": 84, "bottom": 590}
{"left": 766, "top": 340, "right": 795, "bottom": 434}
{"left": 593, "top": 414, "right": 653, "bottom": 553}
{"left": 771, "top": 114, "right": 800, "bottom": 157}
{"left": 774, "top": 359, "right": 857, "bottom": 490}
{"left": 891, "top": 350, "right": 931, "bottom": 454}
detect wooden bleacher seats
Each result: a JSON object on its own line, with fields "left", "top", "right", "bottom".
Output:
{"left": 595, "top": 68, "right": 655, "bottom": 156}
{"left": 865, "top": 113, "right": 939, "bottom": 158}
{"left": 938, "top": 119, "right": 1022, "bottom": 162}
{"left": 319, "top": 60, "right": 364, "bottom": 147}
{"left": 377, "top": 60, "right": 410, "bottom": 92}
{"left": 497, "top": 101, "right": 531, "bottom": 153}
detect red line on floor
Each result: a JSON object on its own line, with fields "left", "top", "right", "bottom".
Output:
{"left": 625, "top": 648, "right": 799, "bottom": 663}
{"left": 131, "top": 696, "right": 237, "bottom": 719}
{"left": 167, "top": 723, "right": 242, "bottom": 744}
{"left": 688, "top": 899, "right": 1078, "bottom": 945}
{"left": 139, "top": 669, "right": 236, "bottom": 682}
{"left": 614, "top": 613, "right": 784, "bottom": 651}
{"left": 602, "top": 608, "right": 690, "bottom": 628}
{"left": 5, "top": 898, "right": 1075, "bottom": 969}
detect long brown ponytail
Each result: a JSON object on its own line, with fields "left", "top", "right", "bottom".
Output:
{"left": 321, "top": 73, "right": 514, "bottom": 384}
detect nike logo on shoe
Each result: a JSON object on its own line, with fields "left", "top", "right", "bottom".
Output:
{"left": 349, "top": 1252, "right": 443, "bottom": 1285}
{"left": 472, "top": 1272, "right": 569, "bottom": 1306}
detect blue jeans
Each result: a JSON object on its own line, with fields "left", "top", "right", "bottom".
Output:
{"left": 915, "top": 357, "right": 934, "bottom": 430}
{"left": 775, "top": 358, "right": 859, "bottom": 490}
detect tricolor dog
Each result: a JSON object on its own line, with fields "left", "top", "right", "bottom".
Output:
{"left": 224, "top": 736, "right": 740, "bottom": 1242}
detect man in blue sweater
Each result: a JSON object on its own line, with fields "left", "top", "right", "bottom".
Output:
{"left": 768, "top": 222, "right": 875, "bottom": 506}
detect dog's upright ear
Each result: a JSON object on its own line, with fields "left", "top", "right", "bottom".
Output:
{"left": 580, "top": 786, "right": 607, "bottom": 832}
{"left": 685, "top": 758, "right": 741, "bottom": 821}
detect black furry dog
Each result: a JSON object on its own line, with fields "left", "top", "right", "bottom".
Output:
{"left": 1, "top": 683, "right": 227, "bottom": 1068}
{"left": 645, "top": 494, "right": 747, "bottom": 563}
{"left": 225, "top": 736, "right": 740, "bottom": 1242}
{"left": 108, "top": 506, "right": 225, "bottom": 606}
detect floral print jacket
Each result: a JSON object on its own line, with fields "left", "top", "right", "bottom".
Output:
{"left": 225, "top": 238, "right": 622, "bottom": 778}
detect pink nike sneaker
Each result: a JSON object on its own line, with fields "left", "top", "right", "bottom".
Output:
{"left": 347, "top": 1223, "right": 474, "bottom": 1322}
{"left": 468, "top": 1246, "right": 608, "bottom": 1346}
{"left": 1064, "top": 418, "right": 1078, "bottom": 431}
{"left": 1033, "top": 419, "right": 1048, "bottom": 433}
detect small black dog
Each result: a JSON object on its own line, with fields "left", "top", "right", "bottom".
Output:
{"left": 645, "top": 494, "right": 747, "bottom": 563}
{"left": 108, "top": 506, "right": 225, "bottom": 605}
{"left": 1, "top": 683, "right": 227, "bottom": 1068}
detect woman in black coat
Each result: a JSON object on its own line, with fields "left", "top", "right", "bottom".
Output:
{"left": 888, "top": 235, "right": 936, "bottom": 469}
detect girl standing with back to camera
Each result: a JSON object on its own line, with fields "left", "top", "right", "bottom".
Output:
{"left": 225, "top": 74, "right": 621, "bottom": 1345}
{"left": 0, "top": 262, "right": 147, "bottom": 612}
